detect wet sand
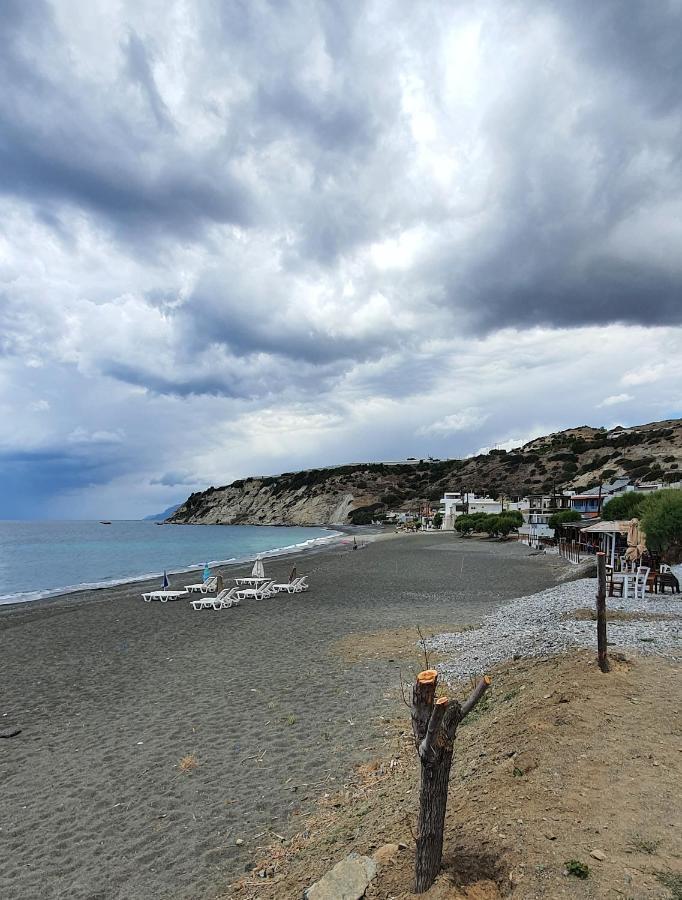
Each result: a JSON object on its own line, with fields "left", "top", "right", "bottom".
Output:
{"left": 0, "top": 534, "right": 562, "bottom": 900}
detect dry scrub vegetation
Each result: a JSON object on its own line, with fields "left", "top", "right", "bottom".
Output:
{"left": 224, "top": 649, "right": 681, "bottom": 899}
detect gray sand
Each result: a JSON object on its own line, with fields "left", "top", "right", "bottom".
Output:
{"left": 0, "top": 534, "right": 560, "bottom": 900}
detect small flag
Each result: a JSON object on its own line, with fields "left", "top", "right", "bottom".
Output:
{"left": 162, "top": 570, "right": 169, "bottom": 589}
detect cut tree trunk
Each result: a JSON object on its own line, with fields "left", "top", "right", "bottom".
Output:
{"left": 411, "top": 670, "right": 491, "bottom": 893}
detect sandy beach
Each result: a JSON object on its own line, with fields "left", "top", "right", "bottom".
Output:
{"left": 0, "top": 533, "right": 563, "bottom": 900}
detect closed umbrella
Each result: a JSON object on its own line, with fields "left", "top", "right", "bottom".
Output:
{"left": 203, "top": 562, "right": 211, "bottom": 582}
{"left": 252, "top": 556, "right": 265, "bottom": 579}
{"left": 625, "top": 518, "right": 646, "bottom": 562}
{"left": 289, "top": 565, "right": 297, "bottom": 583}
{"left": 162, "top": 570, "right": 169, "bottom": 589}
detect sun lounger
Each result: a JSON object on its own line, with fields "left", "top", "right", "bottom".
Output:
{"left": 191, "top": 587, "right": 240, "bottom": 610}
{"left": 271, "top": 576, "right": 309, "bottom": 594}
{"left": 185, "top": 576, "right": 218, "bottom": 594}
{"left": 235, "top": 580, "right": 277, "bottom": 600}
{"left": 142, "top": 590, "right": 189, "bottom": 603}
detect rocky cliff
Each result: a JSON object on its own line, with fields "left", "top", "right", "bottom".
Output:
{"left": 169, "top": 418, "right": 682, "bottom": 526}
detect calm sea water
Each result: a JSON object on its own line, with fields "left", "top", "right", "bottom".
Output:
{"left": 0, "top": 520, "right": 339, "bottom": 605}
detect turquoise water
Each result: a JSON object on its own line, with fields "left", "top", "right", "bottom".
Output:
{"left": 0, "top": 520, "right": 338, "bottom": 605}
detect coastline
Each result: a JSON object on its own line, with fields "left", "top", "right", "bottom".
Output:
{"left": 1, "top": 534, "right": 564, "bottom": 900}
{"left": 0, "top": 523, "right": 373, "bottom": 610}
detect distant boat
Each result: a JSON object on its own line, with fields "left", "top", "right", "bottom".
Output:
{"left": 99, "top": 521, "right": 112, "bottom": 525}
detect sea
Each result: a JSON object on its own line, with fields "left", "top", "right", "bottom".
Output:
{"left": 0, "top": 520, "right": 340, "bottom": 606}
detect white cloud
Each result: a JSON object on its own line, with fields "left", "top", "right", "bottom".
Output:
{"left": 621, "top": 364, "right": 665, "bottom": 386}
{"left": 418, "top": 409, "right": 489, "bottom": 436}
{"left": 597, "top": 393, "right": 634, "bottom": 407}
{"left": 67, "top": 427, "right": 126, "bottom": 444}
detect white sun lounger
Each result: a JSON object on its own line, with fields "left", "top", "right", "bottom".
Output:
{"left": 235, "top": 579, "right": 277, "bottom": 600}
{"left": 191, "top": 587, "right": 240, "bottom": 610}
{"left": 142, "top": 590, "right": 189, "bottom": 603}
{"left": 271, "top": 576, "right": 309, "bottom": 594}
{"left": 185, "top": 576, "right": 218, "bottom": 594}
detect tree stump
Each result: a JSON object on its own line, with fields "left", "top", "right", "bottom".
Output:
{"left": 411, "top": 669, "right": 491, "bottom": 892}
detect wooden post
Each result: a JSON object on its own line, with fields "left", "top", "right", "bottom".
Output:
{"left": 411, "top": 669, "right": 491, "bottom": 893}
{"left": 596, "top": 552, "right": 610, "bottom": 673}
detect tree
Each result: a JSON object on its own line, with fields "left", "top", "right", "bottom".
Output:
{"left": 484, "top": 514, "right": 501, "bottom": 537}
{"left": 602, "top": 491, "right": 647, "bottom": 521}
{"left": 502, "top": 509, "right": 523, "bottom": 529}
{"left": 548, "top": 509, "right": 581, "bottom": 530}
{"left": 432, "top": 512, "right": 443, "bottom": 529}
{"left": 411, "top": 669, "right": 490, "bottom": 892}
{"left": 640, "top": 489, "right": 682, "bottom": 561}
{"left": 496, "top": 514, "right": 519, "bottom": 537}
{"left": 454, "top": 514, "right": 474, "bottom": 535}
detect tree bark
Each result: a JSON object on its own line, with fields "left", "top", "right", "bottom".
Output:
{"left": 411, "top": 671, "right": 491, "bottom": 893}
{"left": 596, "top": 552, "right": 610, "bottom": 673}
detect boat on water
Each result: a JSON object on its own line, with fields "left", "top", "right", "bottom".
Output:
{"left": 99, "top": 521, "right": 112, "bottom": 525}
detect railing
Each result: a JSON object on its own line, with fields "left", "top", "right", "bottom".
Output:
{"left": 559, "top": 540, "right": 581, "bottom": 563}
{"left": 558, "top": 540, "right": 600, "bottom": 562}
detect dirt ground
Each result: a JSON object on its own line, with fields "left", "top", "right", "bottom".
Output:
{"left": 225, "top": 632, "right": 681, "bottom": 900}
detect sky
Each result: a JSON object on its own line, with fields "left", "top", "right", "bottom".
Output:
{"left": 1, "top": 0, "right": 681, "bottom": 519}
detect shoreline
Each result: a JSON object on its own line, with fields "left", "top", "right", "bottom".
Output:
{"left": 0, "top": 524, "right": 391, "bottom": 611}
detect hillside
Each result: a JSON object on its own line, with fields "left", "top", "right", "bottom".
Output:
{"left": 169, "top": 418, "right": 682, "bottom": 526}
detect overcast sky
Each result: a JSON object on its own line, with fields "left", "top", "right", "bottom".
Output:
{"left": 1, "top": 0, "right": 681, "bottom": 519}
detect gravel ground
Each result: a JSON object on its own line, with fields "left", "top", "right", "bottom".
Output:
{"left": 430, "top": 567, "right": 682, "bottom": 682}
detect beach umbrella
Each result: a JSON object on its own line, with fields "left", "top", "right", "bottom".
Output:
{"left": 252, "top": 556, "right": 265, "bottom": 579}
{"left": 289, "top": 564, "right": 297, "bottom": 583}
{"left": 625, "top": 518, "right": 647, "bottom": 562}
{"left": 162, "top": 570, "right": 169, "bottom": 589}
{"left": 203, "top": 562, "right": 211, "bottom": 582}
{"left": 216, "top": 574, "right": 224, "bottom": 594}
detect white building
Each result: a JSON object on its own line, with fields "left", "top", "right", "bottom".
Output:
{"left": 439, "top": 492, "right": 528, "bottom": 529}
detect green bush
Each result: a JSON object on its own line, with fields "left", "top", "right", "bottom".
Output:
{"left": 640, "top": 489, "right": 682, "bottom": 559}
{"left": 501, "top": 509, "right": 524, "bottom": 528}
{"left": 602, "top": 492, "right": 646, "bottom": 521}
{"left": 548, "top": 509, "right": 581, "bottom": 529}
{"left": 454, "top": 514, "right": 474, "bottom": 535}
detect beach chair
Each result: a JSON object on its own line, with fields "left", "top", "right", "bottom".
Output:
{"left": 213, "top": 588, "right": 241, "bottom": 609}
{"left": 658, "top": 571, "right": 680, "bottom": 594}
{"left": 235, "top": 580, "right": 276, "bottom": 600}
{"left": 142, "top": 590, "right": 189, "bottom": 603}
{"left": 271, "top": 576, "right": 306, "bottom": 594}
{"left": 292, "top": 576, "right": 309, "bottom": 592}
{"left": 185, "top": 576, "right": 218, "bottom": 594}
{"left": 625, "top": 566, "right": 650, "bottom": 601}
{"left": 191, "top": 587, "right": 238, "bottom": 610}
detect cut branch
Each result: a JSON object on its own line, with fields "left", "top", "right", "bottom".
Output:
{"left": 419, "top": 696, "right": 448, "bottom": 761}
{"left": 461, "top": 675, "right": 492, "bottom": 718}
{"left": 411, "top": 669, "right": 438, "bottom": 747}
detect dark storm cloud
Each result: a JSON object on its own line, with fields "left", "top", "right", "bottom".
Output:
{"left": 0, "top": 7, "right": 253, "bottom": 244}
{"left": 0, "top": 448, "right": 126, "bottom": 517}
{"left": 564, "top": 0, "right": 682, "bottom": 116}
{"left": 124, "top": 31, "right": 175, "bottom": 132}
{"left": 1, "top": 0, "right": 681, "bottom": 390}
